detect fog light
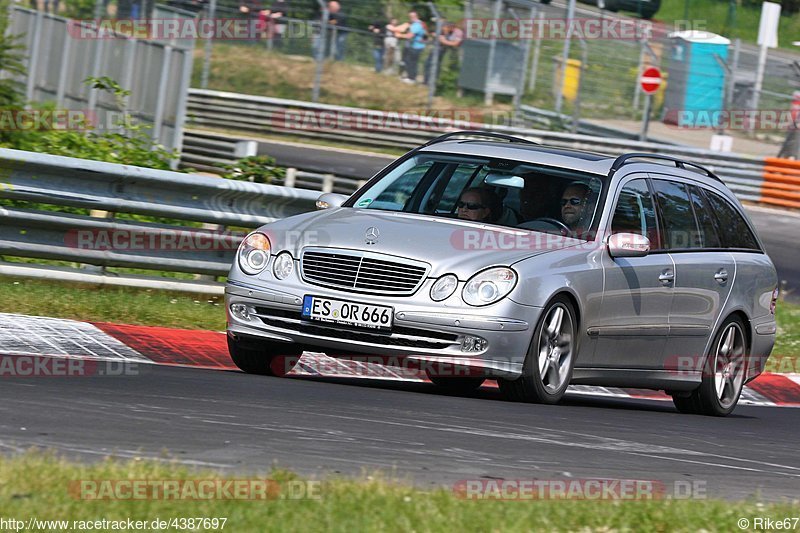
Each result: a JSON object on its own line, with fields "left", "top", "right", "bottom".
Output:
{"left": 461, "top": 335, "right": 487, "bottom": 352}
{"left": 230, "top": 303, "right": 251, "bottom": 321}
{"left": 273, "top": 252, "right": 294, "bottom": 280}
{"left": 430, "top": 274, "right": 458, "bottom": 301}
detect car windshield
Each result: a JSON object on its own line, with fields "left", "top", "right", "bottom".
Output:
{"left": 347, "top": 153, "right": 605, "bottom": 240}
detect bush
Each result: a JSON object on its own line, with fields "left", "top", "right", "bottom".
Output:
{"left": 222, "top": 155, "right": 285, "bottom": 184}
{"left": 0, "top": 76, "right": 179, "bottom": 170}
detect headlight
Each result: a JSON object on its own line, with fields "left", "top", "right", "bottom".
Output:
{"left": 272, "top": 252, "right": 294, "bottom": 280}
{"left": 430, "top": 274, "right": 458, "bottom": 301}
{"left": 462, "top": 267, "right": 517, "bottom": 306}
{"left": 238, "top": 232, "right": 271, "bottom": 275}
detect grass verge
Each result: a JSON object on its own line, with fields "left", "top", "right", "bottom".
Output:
{"left": 1, "top": 451, "right": 798, "bottom": 532}
{"left": 0, "top": 278, "right": 225, "bottom": 331}
{"left": 773, "top": 299, "right": 800, "bottom": 372}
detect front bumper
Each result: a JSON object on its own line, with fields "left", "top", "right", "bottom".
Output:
{"left": 225, "top": 279, "right": 539, "bottom": 378}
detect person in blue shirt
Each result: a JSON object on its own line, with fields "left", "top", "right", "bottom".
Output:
{"left": 399, "top": 11, "right": 427, "bottom": 83}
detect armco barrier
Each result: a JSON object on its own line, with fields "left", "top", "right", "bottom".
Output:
{"left": 180, "top": 129, "right": 367, "bottom": 195}
{"left": 184, "top": 88, "right": 784, "bottom": 205}
{"left": 0, "top": 148, "right": 320, "bottom": 292}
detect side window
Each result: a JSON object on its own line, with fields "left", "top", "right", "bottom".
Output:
{"left": 704, "top": 190, "right": 761, "bottom": 250}
{"left": 687, "top": 185, "right": 721, "bottom": 248}
{"left": 611, "top": 179, "right": 658, "bottom": 246}
{"left": 652, "top": 179, "right": 702, "bottom": 249}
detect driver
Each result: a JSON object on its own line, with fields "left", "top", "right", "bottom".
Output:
{"left": 517, "top": 181, "right": 591, "bottom": 235}
{"left": 559, "top": 182, "right": 590, "bottom": 232}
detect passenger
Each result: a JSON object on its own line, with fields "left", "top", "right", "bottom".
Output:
{"left": 456, "top": 187, "right": 500, "bottom": 223}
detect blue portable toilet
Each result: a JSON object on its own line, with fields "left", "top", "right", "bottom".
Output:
{"left": 663, "top": 30, "right": 730, "bottom": 127}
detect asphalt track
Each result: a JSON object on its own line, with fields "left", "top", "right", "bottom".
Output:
{"left": 1, "top": 362, "right": 799, "bottom": 501}
{"left": 258, "top": 140, "right": 800, "bottom": 303}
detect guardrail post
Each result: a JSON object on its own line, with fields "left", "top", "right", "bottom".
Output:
{"left": 234, "top": 140, "right": 258, "bottom": 159}
{"left": 284, "top": 167, "right": 297, "bottom": 188}
{"left": 322, "top": 174, "right": 334, "bottom": 193}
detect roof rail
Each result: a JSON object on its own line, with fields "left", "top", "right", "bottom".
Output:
{"left": 609, "top": 153, "right": 722, "bottom": 182}
{"left": 422, "top": 130, "right": 539, "bottom": 147}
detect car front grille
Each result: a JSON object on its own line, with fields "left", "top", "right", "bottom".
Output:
{"left": 300, "top": 248, "right": 429, "bottom": 295}
{"left": 252, "top": 307, "right": 460, "bottom": 350}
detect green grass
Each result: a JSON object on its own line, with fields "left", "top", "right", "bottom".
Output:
{"left": 0, "top": 451, "right": 797, "bottom": 532}
{"left": 0, "top": 278, "right": 225, "bottom": 331}
{"left": 658, "top": 1, "right": 800, "bottom": 50}
{"left": 773, "top": 299, "right": 800, "bottom": 373}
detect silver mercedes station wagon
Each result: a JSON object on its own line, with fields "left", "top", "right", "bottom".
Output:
{"left": 226, "top": 131, "right": 778, "bottom": 416}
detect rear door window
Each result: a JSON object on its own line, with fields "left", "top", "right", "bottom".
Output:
{"left": 687, "top": 185, "right": 721, "bottom": 248}
{"left": 652, "top": 179, "right": 702, "bottom": 250}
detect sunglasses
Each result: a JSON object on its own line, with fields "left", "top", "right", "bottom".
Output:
{"left": 560, "top": 197, "right": 585, "bottom": 207}
{"left": 456, "top": 201, "right": 486, "bottom": 210}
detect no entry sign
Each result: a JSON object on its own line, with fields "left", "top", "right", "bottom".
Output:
{"left": 640, "top": 67, "right": 662, "bottom": 95}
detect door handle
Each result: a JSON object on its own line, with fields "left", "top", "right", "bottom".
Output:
{"left": 714, "top": 269, "right": 728, "bottom": 283}
{"left": 659, "top": 270, "right": 674, "bottom": 284}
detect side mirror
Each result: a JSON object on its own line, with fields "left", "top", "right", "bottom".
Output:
{"left": 607, "top": 232, "right": 650, "bottom": 258}
{"left": 315, "top": 192, "right": 348, "bottom": 210}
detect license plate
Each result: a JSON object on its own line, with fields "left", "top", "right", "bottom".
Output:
{"left": 301, "top": 295, "right": 393, "bottom": 332}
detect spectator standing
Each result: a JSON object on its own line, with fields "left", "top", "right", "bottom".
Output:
{"left": 424, "top": 22, "right": 463, "bottom": 85}
{"left": 399, "top": 11, "right": 426, "bottom": 84}
{"left": 368, "top": 19, "right": 386, "bottom": 73}
{"left": 327, "top": 1, "right": 347, "bottom": 61}
{"left": 383, "top": 18, "right": 401, "bottom": 74}
{"left": 265, "top": 0, "right": 289, "bottom": 49}
{"left": 239, "top": 0, "right": 263, "bottom": 43}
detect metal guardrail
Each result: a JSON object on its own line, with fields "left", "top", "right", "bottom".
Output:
{"left": 180, "top": 129, "right": 368, "bottom": 195}
{"left": 516, "top": 105, "right": 678, "bottom": 145}
{"left": 185, "top": 88, "right": 782, "bottom": 205}
{"left": 0, "top": 148, "right": 322, "bottom": 293}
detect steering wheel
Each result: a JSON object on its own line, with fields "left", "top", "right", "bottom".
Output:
{"left": 531, "top": 217, "right": 570, "bottom": 236}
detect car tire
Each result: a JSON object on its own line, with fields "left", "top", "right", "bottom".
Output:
{"left": 227, "top": 335, "right": 303, "bottom": 377}
{"left": 670, "top": 393, "right": 699, "bottom": 414}
{"left": 671, "top": 316, "right": 748, "bottom": 416}
{"left": 427, "top": 372, "right": 485, "bottom": 393}
{"left": 499, "top": 295, "right": 577, "bottom": 404}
